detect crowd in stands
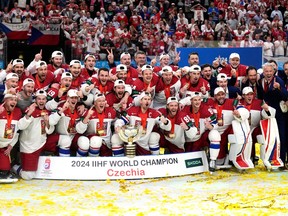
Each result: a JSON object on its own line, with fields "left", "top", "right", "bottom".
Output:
{"left": 0, "top": 0, "right": 288, "bottom": 60}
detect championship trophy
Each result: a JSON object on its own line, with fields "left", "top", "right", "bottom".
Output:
{"left": 118, "top": 125, "right": 143, "bottom": 158}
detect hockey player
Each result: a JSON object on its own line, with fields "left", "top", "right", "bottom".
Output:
{"left": 158, "top": 97, "right": 198, "bottom": 153}
{"left": 154, "top": 66, "right": 181, "bottom": 109}
{"left": 47, "top": 51, "right": 69, "bottom": 73}
{"left": 112, "top": 91, "right": 171, "bottom": 156}
{"left": 48, "top": 89, "right": 87, "bottom": 156}
{"left": 77, "top": 93, "right": 117, "bottom": 156}
{"left": 0, "top": 94, "right": 32, "bottom": 180}
{"left": 13, "top": 90, "right": 55, "bottom": 180}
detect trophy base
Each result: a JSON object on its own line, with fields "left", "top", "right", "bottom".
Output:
{"left": 125, "top": 143, "right": 136, "bottom": 158}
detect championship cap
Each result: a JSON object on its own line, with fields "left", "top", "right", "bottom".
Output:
{"left": 51, "top": 51, "right": 63, "bottom": 58}
{"left": 12, "top": 59, "right": 24, "bottom": 67}
{"left": 4, "top": 93, "right": 17, "bottom": 99}
{"left": 141, "top": 64, "right": 153, "bottom": 71}
{"left": 94, "top": 93, "right": 105, "bottom": 101}
{"left": 120, "top": 52, "right": 131, "bottom": 59}
{"left": 61, "top": 72, "right": 73, "bottom": 80}
{"left": 189, "top": 91, "right": 202, "bottom": 99}
{"left": 159, "top": 53, "right": 169, "bottom": 60}
{"left": 167, "top": 97, "right": 178, "bottom": 104}
{"left": 67, "top": 89, "right": 78, "bottom": 97}
{"left": 217, "top": 73, "right": 228, "bottom": 81}
{"left": 35, "top": 89, "right": 47, "bottom": 97}
{"left": 161, "top": 65, "right": 173, "bottom": 73}
{"left": 229, "top": 53, "right": 240, "bottom": 59}
{"left": 6, "top": 73, "right": 19, "bottom": 81}
{"left": 189, "top": 65, "right": 201, "bottom": 72}
{"left": 36, "top": 61, "right": 47, "bottom": 69}
{"left": 23, "top": 78, "right": 35, "bottom": 87}
{"left": 214, "top": 87, "right": 225, "bottom": 95}
{"left": 84, "top": 54, "right": 96, "bottom": 61}
{"left": 114, "top": 79, "right": 125, "bottom": 87}
{"left": 139, "top": 91, "right": 152, "bottom": 100}
{"left": 69, "top": 60, "right": 81, "bottom": 66}
{"left": 242, "top": 86, "right": 254, "bottom": 95}
{"left": 116, "top": 64, "right": 127, "bottom": 72}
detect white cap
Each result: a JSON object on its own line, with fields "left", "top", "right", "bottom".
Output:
{"left": 167, "top": 97, "right": 178, "bottom": 104}
{"left": 229, "top": 53, "right": 240, "bottom": 59}
{"left": 51, "top": 51, "right": 63, "bottom": 58}
{"left": 189, "top": 65, "right": 201, "bottom": 72}
{"left": 217, "top": 73, "right": 228, "bottom": 81}
{"left": 84, "top": 54, "right": 96, "bottom": 61}
{"left": 189, "top": 91, "right": 202, "bottom": 99}
{"left": 69, "top": 59, "right": 81, "bottom": 66}
{"left": 23, "top": 78, "right": 35, "bottom": 86}
{"left": 242, "top": 86, "right": 254, "bottom": 95}
{"left": 116, "top": 64, "right": 127, "bottom": 72}
{"left": 61, "top": 72, "right": 73, "bottom": 80}
{"left": 159, "top": 53, "right": 169, "bottom": 60}
{"left": 67, "top": 89, "right": 78, "bottom": 97}
{"left": 6, "top": 73, "right": 19, "bottom": 80}
{"left": 12, "top": 59, "right": 24, "bottom": 67}
{"left": 141, "top": 64, "right": 153, "bottom": 71}
{"left": 35, "top": 89, "right": 47, "bottom": 97}
{"left": 161, "top": 66, "right": 173, "bottom": 73}
{"left": 4, "top": 93, "right": 17, "bottom": 99}
{"left": 257, "top": 68, "right": 263, "bottom": 75}
{"left": 139, "top": 91, "right": 152, "bottom": 100}
{"left": 36, "top": 61, "right": 47, "bottom": 69}
{"left": 94, "top": 93, "right": 105, "bottom": 101}
{"left": 114, "top": 79, "right": 125, "bottom": 87}
{"left": 120, "top": 52, "right": 131, "bottom": 59}
{"left": 214, "top": 87, "right": 225, "bottom": 95}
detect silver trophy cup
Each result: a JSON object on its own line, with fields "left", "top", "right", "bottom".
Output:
{"left": 118, "top": 125, "right": 143, "bottom": 158}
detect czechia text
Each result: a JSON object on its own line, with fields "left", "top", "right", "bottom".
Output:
{"left": 107, "top": 168, "right": 145, "bottom": 177}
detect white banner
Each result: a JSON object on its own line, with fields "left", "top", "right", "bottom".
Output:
{"left": 35, "top": 151, "right": 208, "bottom": 180}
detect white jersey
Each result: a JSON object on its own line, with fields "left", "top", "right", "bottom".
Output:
{"left": 19, "top": 108, "right": 55, "bottom": 153}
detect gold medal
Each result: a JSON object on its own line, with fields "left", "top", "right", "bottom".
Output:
{"left": 142, "top": 129, "right": 146, "bottom": 135}
{"left": 97, "top": 130, "right": 105, "bottom": 136}
{"left": 41, "top": 111, "right": 46, "bottom": 116}
{"left": 217, "top": 119, "right": 223, "bottom": 126}
{"left": 6, "top": 129, "right": 12, "bottom": 134}
{"left": 169, "top": 133, "right": 175, "bottom": 139}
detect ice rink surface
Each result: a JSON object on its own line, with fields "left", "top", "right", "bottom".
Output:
{"left": 1, "top": 165, "right": 288, "bottom": 216}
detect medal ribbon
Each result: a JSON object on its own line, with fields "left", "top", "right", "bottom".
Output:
{"left": 99, "top": 84, "right": 108, "bottom": 94}
{"left": 97, "top": 111, "right": 104, "bottom": 130}
{"left": 214, "top": 102, "right": 223, "bottom": 120}
{"left": 164, "top": 85, "right": 171, "bottom": 99}
{"left": 67, "top": 109, "right": 77, "bottom": 129}
{"left": 6, "top": 111, "right": 13, "bottom": 129}
{"left": 139, "top": 111, "right": 148, "bottom": 129}
{"left": 168, "top": 115, "right": 175, "bottom": 134}
{"left": 192, "top": 111, "right": 200, "bottom": 128}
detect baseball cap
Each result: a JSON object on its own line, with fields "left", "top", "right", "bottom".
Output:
{"left": 6, "top": 73, "right": 19, "bottom": 80}
{"left": 229, "top": 53, "right": 240, "bottom": 59}
{"left": 84, "top": 54, "right": 96, "bottom": 61}
{"left": 94, "top": 93, "right": 105, "bottom": 101}
{"left": 12, "top": 59, "right": 24, "bottom": 67}
{"left": 116, "top": 64, "right": 127, "bottom": 72}
{"left": 4, "top": 93, "right": 17, "bottom": 99}
{"left": 120, "top": 52, "right": 131, "bottom": 59}
{"left": 217, "top": 73, "right": 228, "bottom": 81}
{"left": 61, "top": 72, "right": 73, "bottom": 80}
{"left": 67, "top": 89, "right": 78, "bottom": 97}
{"left": 214, "top": 87, "right": 225, "bottom": 95}
{"left": 141, "top": 64, "right": 153, "bottom": 71}
{"left": 167, "top": 97, "right": 178, "bottom": 104}
{"left": 69, "top": 60, "right": 81, "bottom": 66}
{"left": 242, "top": 87, "right": 254, "bottom": 95}
{"left": 189, "top": 92, "right": 202, "bottom": 99}
{"left": 114, "top": 79, "right": 125, "bottom": 87}
{"left": 161, "top": 66, "right": 173, "bottom": 73}
{"left": 139, "top": 91, "right": 152, "bottom": 100}
{"left": 159, "top": 53, "right": 169, "bottom": 60}
{"left": 189, "top": 65, "right": 201, "bottom": 72}
{"left": 23, "top": 78, "right": 35, "bottom": 86}
{"left": 51, "top": 51, "right": 63, "bottom": 58}
{"left": 35, "top": 89, "right": 47, "bottom": 97}
{"left": 36, "top": 61, "right": 47, "bottom": 69}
